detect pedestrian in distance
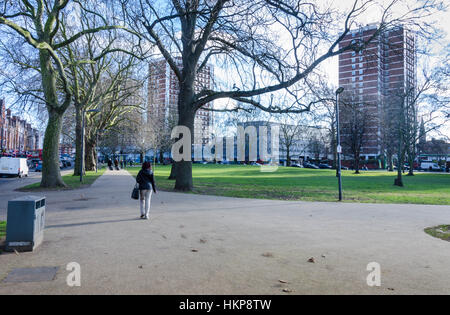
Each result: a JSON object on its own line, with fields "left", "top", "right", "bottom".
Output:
{"left": 114, "top": 159, "right": 119, "bottom": 170}
{"left": 107, "top": 159, "right": 113, "bottom": 171}
{"left": 136, "top": 162, "right": 157, "bottom": 220}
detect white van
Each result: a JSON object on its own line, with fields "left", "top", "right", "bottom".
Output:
{"left": 420, "top": 162, "right": 441, "bottom": 171}
{"left": 0, "top": 157, "right": 29, "bottom": 177}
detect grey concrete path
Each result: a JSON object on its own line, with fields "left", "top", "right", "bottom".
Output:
{"left": 0, "top": 168, "right": 450, "bottom": 295}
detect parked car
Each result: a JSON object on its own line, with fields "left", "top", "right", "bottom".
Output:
{"left": 61, "top": 159, "right": 73, "bottom": 168}
{"left": 319, "top": 163, "right": 332, "bottom": 169}
{"left": 0, "top": 157, "right": 29, "bottom": 177}
{"left": 60, "top": 158, "right": 72, "bottom": 167}
{"left": 290, "top": 163, "right": 303, "bottom": 168}
{"left": 304, "top": 162, "right": 319, "bottom": 169}
{"left": 35, "top": 161, "right": 43, "bottom": 172}
{"left": 420, "top": 162, "right": 441, "bottom": 171}
{"left": 29, "top": 159, "right": 41, "bottom": 169}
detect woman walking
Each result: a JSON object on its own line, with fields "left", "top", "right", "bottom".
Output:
{"left": 136, "top": 162, "right": 157, "bottom": 220}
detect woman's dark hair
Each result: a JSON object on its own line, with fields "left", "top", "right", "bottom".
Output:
{"left": 142, "top": 162, "right": 152, "bottom": 170}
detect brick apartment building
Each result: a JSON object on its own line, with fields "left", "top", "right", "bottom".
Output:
{"left": 0, "top": 99, "right": 41, "bottom": 155}
{"left": 338, "top": 24, "right": 416, "bottom": 160}
{"left": 147, "top": 58, "right": 214, "bottom": 145}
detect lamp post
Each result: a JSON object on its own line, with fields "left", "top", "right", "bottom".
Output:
{"left": 81, "top": 109, "right": 100, "bottom": 182}
{"left": 96, "top": 129, "right": 105, "bottom": 173}
{"left": 335, "top": 87, "right": 344, "bottom": 201}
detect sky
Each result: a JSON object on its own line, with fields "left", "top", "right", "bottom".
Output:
{"left": 1, "top": 0, "right": 449, "bottom": 137}
{"left": 211, "top": 0, "right": 450, "bottom": 139}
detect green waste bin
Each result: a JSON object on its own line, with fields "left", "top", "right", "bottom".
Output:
{"left": 5, "top": 196, "right": 46, "bottom": 252}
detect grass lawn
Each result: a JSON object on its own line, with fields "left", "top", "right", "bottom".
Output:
{"left": 0, "top": 221, "right": 6, "bottom": 239}
{"left": 425, "top": 225, "right": 450, "bottom": 242}
{"left": 129, "top": 164, "right": 450, "bottom": 205}
{"left": 18, "top": 168, "right": 106, "bottom": 191}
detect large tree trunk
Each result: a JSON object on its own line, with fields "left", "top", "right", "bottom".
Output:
{"left": 85, "top": 137, "right": 97, "bottom": 171}
{"left": 168, "top": 162, "right": 177, "bottom": 180}
{"left": 394, "top": 152, "right": 404, "bottom": 187}
{"left": 173, "top": 106, "right": 195, "bottom": 191}
{"left": 286, "top": 147, "right": 291, "bottom": 166}
{"left": 354, "top": 153, "right": 360, "bottom": 174}
{"left": 39, "top": 50, "right": 69, "bottom": 188}
{"left": 407, "top": 154, "right": 415, "bottom": 176}
{"left": 330, "top": 125, "right": 337, "bottom": 169}
{"left": 74, "top": 106, "right": 84, "bottom": 176}
{"left": 386, "top": 153, "right": 394, "bottom": 171}
{"left": 407, "top": 148, "right": 415, "bottom": 176}
{"left": 394, "top": 168, "right": 403, "bottom": 186}
{"left": 40, "top": 111, "right": 66, "bottom": 188}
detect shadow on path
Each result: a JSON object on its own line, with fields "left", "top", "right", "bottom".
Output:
{"left": 45, "top": 218, "right": 141, "bottom": 229}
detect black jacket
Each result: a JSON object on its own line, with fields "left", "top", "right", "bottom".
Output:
{"left": 136, "top": 169, "right": 157, "bottom": 192}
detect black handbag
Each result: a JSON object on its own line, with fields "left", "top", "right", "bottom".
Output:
{"left": 131, "top": 183, "right": 139, "bottom": 200}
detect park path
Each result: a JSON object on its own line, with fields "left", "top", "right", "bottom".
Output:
{"left": 0, "top": 168, "right": 450, "bottom": 294}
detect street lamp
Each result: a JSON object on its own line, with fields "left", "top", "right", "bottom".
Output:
{"left": 335, "top": 87, "right": 344, "bottom": 201}
{"left": 96, "top": 129, "right": 105, "bottom": 173}
{"left": 81, "top": 109, "right": 100, "bottom": 182}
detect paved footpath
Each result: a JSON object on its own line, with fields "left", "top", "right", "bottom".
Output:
{"left": 0, "top": 168, "right": 450, "bottom": 295}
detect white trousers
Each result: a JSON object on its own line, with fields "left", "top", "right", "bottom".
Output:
{"left": 139, "top": 190, "right": 153, "bottom": 217}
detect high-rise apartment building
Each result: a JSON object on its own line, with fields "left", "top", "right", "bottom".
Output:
{"left": 338, "top": 24, "right": 416, "bottom": 160}
{"left": 147, "top": 58, "right": 214, "bottom": 145}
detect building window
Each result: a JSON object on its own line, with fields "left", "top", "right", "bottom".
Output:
{"left": 359, "top": 69, "right": 363, "bottom": 75}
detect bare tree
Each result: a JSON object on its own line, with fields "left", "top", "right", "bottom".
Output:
{"left": 58, "top": 1, "right": 145, "bottom": 176}
{"left": 379, "top": 53, "right": 449, "bottom": 186}
{"left": 0, "top": 0, "right": 133, "bottom": 187}
{"left": 340, "top": 99, "right": 373, "bottom": 174}
{"left": 120, "top": 0, "right": 440, "bottom": 191}
{"left": 278, "top": 118, "right": 303, "bottom": 167}
{"left": 126, "top": 110, "right": 155, "bottom": 163}
{"left": 308, "top": 136, "right": 325, "bottom": 161}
